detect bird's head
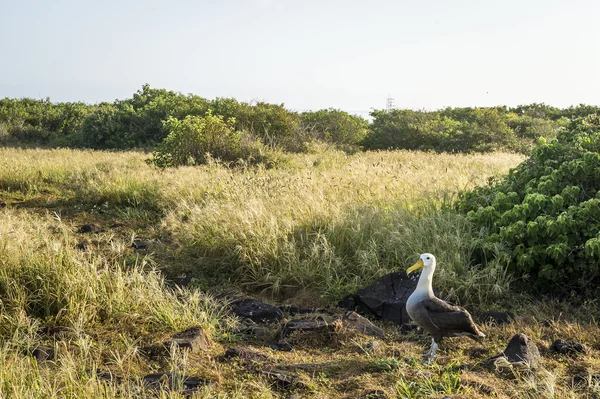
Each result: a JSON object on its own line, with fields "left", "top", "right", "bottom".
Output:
{"left": 406, "top": 253, "right": 436, "bottom": 274}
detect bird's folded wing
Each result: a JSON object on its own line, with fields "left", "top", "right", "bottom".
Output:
{"left": 421, "top": 297, "right": 480, "bottom": 334}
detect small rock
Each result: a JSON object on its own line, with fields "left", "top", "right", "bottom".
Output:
{"left": 342, "top": 311, "right": 385, "bottom": 338}
{"left": 488, "top": 333, "right": 541, "bottom": 370}
{"left": 171, "top": 326, "right": 211, "bottom": 353}
{"left": 280, "top": 318, "right": 334, "bottom": 339}
{"left": 132, "top": 240, "right": 154, "bottom": 250}
{"left": 30, "top": 345, "right": 55, "bottom": 361}
{"left": 76, "top": 240, "right": 89, "bottom": 250}
{"left": 480, "top": 310, "right": 515, "bottom": 325}
{"left": 259, "top": 369, "right": 299, "bottom": 390}
{"left": 551, "top": 339, "right": 587, "bottom": 355}
{"left": 142, "top": 373, "right": 205, "bottom": 394}
{"left": 269, "top": 341, "right": 294, "bottom": 352}
{"left": 223, "top": 347, "right": 269, "bottom": 363}
{"left": 79, "top": 224, "right": 102, "bottom": 233}
{"left": 231, "top": 298, "right": 284, "bottom": 323}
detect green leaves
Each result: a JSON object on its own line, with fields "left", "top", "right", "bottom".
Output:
{"left": 457, "top": 114, "right": 600, "bottom": 293}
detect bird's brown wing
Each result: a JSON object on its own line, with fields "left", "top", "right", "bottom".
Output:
{"left": 420, "top": 297, "right": 484, "bottom": 338}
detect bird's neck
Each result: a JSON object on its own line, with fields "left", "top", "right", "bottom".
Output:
{"left": 416, "top": 264, "right": 435, "bottom": 297}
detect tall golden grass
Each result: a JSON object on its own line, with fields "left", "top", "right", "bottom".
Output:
{"left": 0, "top": 147, "right": 541, "bottom": 398}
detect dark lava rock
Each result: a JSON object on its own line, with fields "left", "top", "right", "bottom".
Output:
{"left": 231, "top": 298, "right": 284, "bottom": 323}
{"left": 132, "top": 240, "right": 154, "bottom": 250}
{"left": 359, "top": 389, "right": 387, "bottom": 399}
{"left": 79, "top": 224, "right": 102, "bottom": 233}
{"left": 342, "top": 311, "right": 385, "bottom": 338}
{"left": 489, "top": 333, "right": 541, "bottom": 370}
{"left": 269, "top": 341, "right": 294, "bottom": 352}
{"left": 76, "top": 240, "right": 89, "bottom": 250}
{"left": 96, "top": 371, "right": 123, "bottom": 385}
{"left": 280, "top": 318, "right": 334, "bottom": 339}
{"left": 223, "top": 347, "right": 269, "bottom": 363}
{"left": 143, "top": 327, "right": 211, "bottom": 358}
{"left": 143, "top": 373, "right": 205, "bottom": 394}
{"left": 338, "top": 271, "right": 431, "bottom": 326}
{"left": 30, "top": 345, "right": 55, "bottom": 361}
{"left": 172, "top": 326, "right": 211, "bottom": 353}
{"left": 259, "top": 369, "right": 299, "bottom": 390}
{"left": 551, "top": 339, "right": 587, "bottom": 355}
{"left": 480, "top": 310, "right": 515, "bottom": 325}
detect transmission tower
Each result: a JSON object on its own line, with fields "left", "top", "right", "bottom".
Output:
{"left": 386, "top": 96, "right": 395, "bottom": 113}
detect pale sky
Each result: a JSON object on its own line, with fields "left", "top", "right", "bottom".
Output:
{"left": 1, "top": 0, "right": 599, "bottom": 117}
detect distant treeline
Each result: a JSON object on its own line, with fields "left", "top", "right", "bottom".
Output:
{"left": 1, "top": 84, "right": 599, "bottom": 154}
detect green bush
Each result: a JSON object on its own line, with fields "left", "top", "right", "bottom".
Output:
{"left": 148, "top": 112, "right": 275, "bottom": 168}
{"left": 0, "top": 98, "right": 91, "bottom": 144}
{"left": 300, "top": 108, "right": 368, "bottom": 146}
{"left": 78, "top": 85, "right": 211, "bottom": 148}
{"left": 363, "top": 108, "right": 519, "bottom": 153}
{"left": 456, "top": 114, "right": 600, "bottom": 293}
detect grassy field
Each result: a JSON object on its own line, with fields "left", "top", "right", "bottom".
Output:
{"left": 1, "top": 147, "right": 599, "bottom": 398}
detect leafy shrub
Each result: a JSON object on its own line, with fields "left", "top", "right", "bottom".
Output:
{"left": 148, "top": 112, "right": 275, "bottom": 168}
{"left": 300, "top": 108, "right": 368, "bottom": 146}
{"left": 78, "top": 85, "right": 211, "bottom": 148}
{"left": 364, "top": 108, "right": 518, "bottom": 153}
{"left": 236, "top": 101, "right": 303, "bottom": 151}
{"left": 457, "top": 114, "right": 600, "bottom": 293}
{"left": 0, "top": 98, "right": 91, "bottom": 144}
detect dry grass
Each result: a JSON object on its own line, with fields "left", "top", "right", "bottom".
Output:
{"left": 5, "top": 147, "right": 598, "bottom": 398}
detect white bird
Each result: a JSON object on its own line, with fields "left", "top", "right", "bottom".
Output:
{"left": 406, "top": 253, "right": 485, "bottom": 364}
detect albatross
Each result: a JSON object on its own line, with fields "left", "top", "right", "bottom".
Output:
{"left": 406, "top": 253, "right": 485, "bottom": 363}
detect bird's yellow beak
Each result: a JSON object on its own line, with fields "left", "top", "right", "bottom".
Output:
{"left": 406, "top": 259, "right": 424, "bottom": 274}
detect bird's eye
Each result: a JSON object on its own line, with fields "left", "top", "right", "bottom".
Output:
{"left": 426, "top": 257, "right": 430, "bottom": 260}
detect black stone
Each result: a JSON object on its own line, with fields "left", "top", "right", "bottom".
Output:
{"left": 30, "top": 345, "right": 55, "bottom": 361}
{"left": 223, "top": 347, "right": 269, "bottom": 363}
{"left": 346, "top": 271, "right": 433, "bottom": 326}
{"left": 79, "top": 224, "right": 102, "bottom": 233}
{"left": 280, "top": 318, "right": 333, "bottom": 339}
{"left": 551, "top": 339, "right": 586, "bottom": 355}
{"left": 489, "top": 333, "right": 541, "bottom": 369}
{"left": 269, "top": 341, "right": 294, "bottom": 352}
{"left": 259, "top": 369, "right": 299, "bottom": 390}
{"left": 132, "top": 240, "right": 154, "bottom": 250}
{"left": 231, "top": 298, "right": 284, "bottom": 323}
{"left": 342, "top": 311, "right": 385, "bottom": 338}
